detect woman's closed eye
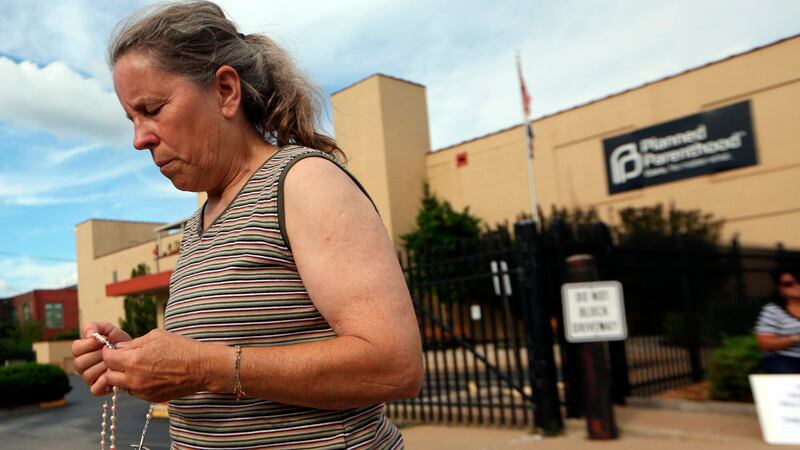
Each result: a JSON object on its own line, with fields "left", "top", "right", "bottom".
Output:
{"left": 144, "top": 104, "right": 163, "bottom": 116}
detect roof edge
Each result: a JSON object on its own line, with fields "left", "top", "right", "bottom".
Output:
{"left": 331, "top": 73, "right": 425, "bottom": 97}
{"left": 75, "top": 217, "right": 166, "bottom": 228}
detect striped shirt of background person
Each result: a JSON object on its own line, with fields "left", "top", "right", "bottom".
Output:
{"left": 755, "top": 303, "right": 800, "bottom": 358}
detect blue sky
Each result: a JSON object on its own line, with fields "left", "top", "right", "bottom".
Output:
{"left": 0, "top": 0, "right": 799, "bottom": 296}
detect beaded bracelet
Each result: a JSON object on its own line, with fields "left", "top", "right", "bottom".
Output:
{"left": 233, "top": 345, "right": 246, "bottom": 400}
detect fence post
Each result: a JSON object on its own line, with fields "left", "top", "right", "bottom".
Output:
{"left": 592, "top": 223, "right": 630, "bottom": 405}
{"left": 547, "top": 219, "right": 584, "bottom": 418}
{"left": 732, "top": 237, "right": 747, "bottom": 307}
{"left": 514, "top": 220, "right": 563, "bottom": 435}
{"left": 676, "top": 235, "right": 704, "bottom": 382}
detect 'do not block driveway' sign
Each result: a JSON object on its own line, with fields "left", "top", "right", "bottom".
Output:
{"left": 562, "top": 281, "right": 627, "bottom": 343}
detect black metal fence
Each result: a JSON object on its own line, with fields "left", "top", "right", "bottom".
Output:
{"left": 603, "top": 241, "right": 800, "bottom": 397}
{"left": 543, "top": 220, "right": 800, "bottom": 405}
{"left": 386, "top": 222, "right": 561, "bottom": 433}
{"left": 388, "top": 219, "right": 800, "bottom": 427}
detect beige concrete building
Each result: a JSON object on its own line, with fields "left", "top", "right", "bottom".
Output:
{"left": 75, "top": 218, "right": 182, "bottom": 326}
{"left": 76, "top": 34, "right": 800, "bottom": 329}
{"left": 335, "top": 34, "right": 800, "bottom": 248}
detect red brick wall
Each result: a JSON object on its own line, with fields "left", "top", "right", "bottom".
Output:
{"left": 12, "top": 291, "right": 36, "bottom": 323}
{"left": 12, "top": 288, "right": 78, "bottom": 340}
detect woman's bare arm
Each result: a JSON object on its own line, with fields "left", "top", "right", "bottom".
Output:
{"left": 756, "top": 333, "right": 800, "bottom": 352}
{"left": 198, "top": 156, "right": 424, "bottom": 409}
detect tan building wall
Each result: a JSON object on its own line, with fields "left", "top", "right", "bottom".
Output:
{"left": 423, "top": 35, "right": 800, "bottom": 247}
{"left": 75, "top": 219, "right": 181, "bottom": 329}
{"left": 332, "top": 74, "right": 431, "bottom": 244}
{"left": 33, "top": 340, "right": 75, "bottom": 373}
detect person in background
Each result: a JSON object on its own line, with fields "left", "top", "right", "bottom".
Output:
{"left": 755, "top": 268, "right": 800, "bottom": 373}
{"left": 70, "top": 1, "right": 423, "bottom": 448}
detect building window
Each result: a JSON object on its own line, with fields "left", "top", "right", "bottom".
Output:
{"left": 45, "top": 303, "right": 64, "bottom": 329}
{"left": 23, "top": 303, "right": 31, "bottom": 322}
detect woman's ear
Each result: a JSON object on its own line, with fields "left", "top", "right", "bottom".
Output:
{"left": 214, "top": 65, "right": 242, "bottom": 119}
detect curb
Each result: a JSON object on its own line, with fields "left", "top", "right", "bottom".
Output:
{"left": 0, "top": 398, "right": 68, "bottom": 416}
{"left": 151, "top": 402, "right": 170, "bottom": 419}
{"left": 626, "top": 396, "right": 757, "bottom": 416}
{"left": 40, "top": 399, "right": 66, "bottom": 409}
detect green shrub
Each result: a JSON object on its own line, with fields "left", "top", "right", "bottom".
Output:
{"left": 0, "top": 363, "right": 72, "bottom": 407}
{"left": 708, "top": 335, "right": 761, "bottom": 401}
{"left": 0, "top": 338, "right": 35, "bottom": 362}
{"left": 17, "top": 320, "right": 44, "bottom": 341}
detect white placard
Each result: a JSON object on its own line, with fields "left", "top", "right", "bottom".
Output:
{"left": 470, "top": 304, "right": 482, "bottom": 321}
{"left": 750, "top": 374, "right": 800, "bottom": 445}
{"left": 561, "top": 281, "right": 627, "bottom": 343}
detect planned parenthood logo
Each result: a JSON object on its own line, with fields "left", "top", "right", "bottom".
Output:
{"left": 603, "top": 101, "right": 757, "bottom": 194}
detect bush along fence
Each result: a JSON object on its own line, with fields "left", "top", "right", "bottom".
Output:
{"left": 387, "top": 218, "right": 800, "bottom": 428}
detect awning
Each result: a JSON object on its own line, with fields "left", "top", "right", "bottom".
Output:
{"left": 106, "top": 270, "right": 172, "bottom": 297}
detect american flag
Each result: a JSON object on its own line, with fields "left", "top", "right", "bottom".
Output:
{"left": 517, "top": 54, "right": 534, "bottom": 159}
{"left": 517, "top": 56, "right": 532, "bottom": 118}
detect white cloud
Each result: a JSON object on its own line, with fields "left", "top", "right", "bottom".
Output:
{"left": 47, "top": 142, "right": 104, "bottom": 166}
{"left": 0, "top": 57, "right": 131, "bottom": 147}
{"left": 0, "top": 157, "right": 148, "bottom": 205}
{"left": 0, "top": 256, "right": 76, "bottom": 297}
{"left": 0, "top": 0, "right": 142, "bottom": 85}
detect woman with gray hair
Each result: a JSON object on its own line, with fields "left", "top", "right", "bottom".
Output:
{"left": 70, "top": 1, "right": 423, "bottom": 448}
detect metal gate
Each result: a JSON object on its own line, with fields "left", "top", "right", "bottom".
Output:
{"left": 387, "top": 222, "right": 561, "bottom": 434}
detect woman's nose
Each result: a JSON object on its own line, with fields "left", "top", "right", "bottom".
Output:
{"left": 133, "top": 123, "right": 160, "bottom": 150}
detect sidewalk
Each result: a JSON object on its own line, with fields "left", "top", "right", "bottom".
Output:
{"left": 401, "top": 404, "right": 784, "bottom": 449}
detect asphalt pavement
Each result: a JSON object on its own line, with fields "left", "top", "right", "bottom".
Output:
{"left": 0, "top": 375, "right": 171, "bottom": 450}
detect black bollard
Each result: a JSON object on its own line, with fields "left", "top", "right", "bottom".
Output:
{"left": 565, "top": 254, "right": 619, "bottom": 440}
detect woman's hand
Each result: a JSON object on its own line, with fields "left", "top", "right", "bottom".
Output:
{"left": 72, "top": 322, "right": 132, "bottom": 396}
{"left": 102, "top": 328, "right": 217, "bottom": 403}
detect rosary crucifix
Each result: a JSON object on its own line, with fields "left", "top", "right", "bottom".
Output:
{"left": 92, "top": 333, "right": 154, "bottom": 450}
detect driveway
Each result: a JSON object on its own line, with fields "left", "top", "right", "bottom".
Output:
{"left": 0, "top": 375, "right": 171, "bottom": 450}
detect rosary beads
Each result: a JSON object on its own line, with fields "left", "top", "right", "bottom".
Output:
{"left": 92, "top": 333, "right": 154, "bottom": 450}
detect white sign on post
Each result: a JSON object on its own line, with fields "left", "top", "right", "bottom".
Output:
{"left": 750, "top": 374, "right": 800, "bottom": 445}
{"left": 561, "top": 281, "right": 627, "bottom": 343}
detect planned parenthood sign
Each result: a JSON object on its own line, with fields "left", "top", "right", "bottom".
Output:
{"left": 603, "top": 101, "right": 758, "bottom": 194}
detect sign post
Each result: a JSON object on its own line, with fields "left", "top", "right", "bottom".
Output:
{"left": 562, "top": 255, "right": 626, "bottom": 439}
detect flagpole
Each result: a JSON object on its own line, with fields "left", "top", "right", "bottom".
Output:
{"left": 517, "top": 52, "right": 540, "bottom": 227}
{"left": 524, "top": 110, "right": 539, "bottom": 226}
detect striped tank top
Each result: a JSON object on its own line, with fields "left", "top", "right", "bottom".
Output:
{"left": 164, "top": 145, "right": 404, "bottom": 449}
{"left": 755, "top": 303, "right": 800, "bottom": 358}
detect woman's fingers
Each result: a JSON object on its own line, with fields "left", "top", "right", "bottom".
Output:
{"left": 81, "top": 321, "right": 131, "bottom": 345}
{"left": 81, "top": 360, "right": 107, "bottom": 387}
{"left": 71, "top": 337, "right": 103, "bottom": 361}
{"left": 108, "top": 327, "right": 133, "bottom": 346}
{"left": 73, "top": 348, "right": 103, "bottom": 374}
{"left": 90, "top": 372, "right": 112, "bottom": 397}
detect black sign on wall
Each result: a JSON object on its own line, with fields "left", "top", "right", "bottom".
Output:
{"left": 602, "top": 101, "right": 758, "bottom": 195}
